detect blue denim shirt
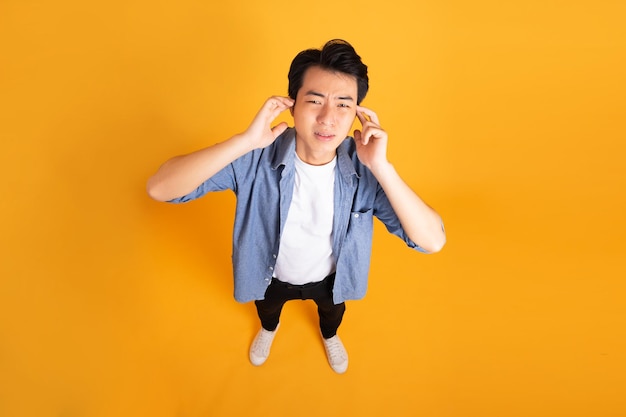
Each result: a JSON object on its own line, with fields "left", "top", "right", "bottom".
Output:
{"left": 170, "top": 128, "right": 427, "bottom": 303}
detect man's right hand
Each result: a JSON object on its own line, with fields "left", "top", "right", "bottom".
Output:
{"left": 242, "top": 96, "right": 294, "bottom": 150}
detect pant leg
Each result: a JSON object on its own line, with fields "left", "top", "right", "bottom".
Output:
{"left": 254, "top": 278, "right": 295, "bottom": 331}
{"left": 308, "top": 274, "right": 346, "bottom": 339}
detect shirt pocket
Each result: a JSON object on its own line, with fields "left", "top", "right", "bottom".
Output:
{"left": 346, "top": 208, "right": 374, "bottom": 235}
{"left": 341, "top": 208, "right": 374, "bottom": 279}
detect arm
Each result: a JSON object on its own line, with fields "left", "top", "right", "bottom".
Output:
{"left": 353, "top": 106, "right": 446, "bottom": 253}
{"left": 146, "top": 96, "right": 294, "bottom": 202}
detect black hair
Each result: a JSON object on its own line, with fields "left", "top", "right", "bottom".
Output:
{"left": 288, "top": 39, "right": 369, "bottom": 104}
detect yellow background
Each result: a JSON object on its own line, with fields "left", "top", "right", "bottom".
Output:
{"left": 1, "top": 0, "right": 625, "bottom": 416}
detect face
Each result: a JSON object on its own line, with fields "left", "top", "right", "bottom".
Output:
{"left": 292, "top": 66, "right": 358, "bottom": 165}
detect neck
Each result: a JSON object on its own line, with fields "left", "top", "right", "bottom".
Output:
{"left": 295, "top": 144, "right": 336, "bottom": 166}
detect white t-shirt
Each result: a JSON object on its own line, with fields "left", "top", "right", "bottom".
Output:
{"left": 274, "top": 153, "right": 336, "bottom": 285}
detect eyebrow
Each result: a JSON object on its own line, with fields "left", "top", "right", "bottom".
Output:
{"left": 304, "top": 90, "right": 354, "bottom": 101}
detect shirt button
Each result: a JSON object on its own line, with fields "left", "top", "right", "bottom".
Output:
{"left": 269, "top": 266, "right": 274, "bottom": 271}
{"left": 354, "top": 213, "right": 360, "bottom": 218}
{"left": 272, "top": 254, "right": 277, "bottom": 259}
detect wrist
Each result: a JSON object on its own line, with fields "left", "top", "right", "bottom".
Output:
{"left": 369, "top": 160, "right": 394, "bottom": 178}
{"left": 231, "top": 132, "right": 258, "bottom": 153}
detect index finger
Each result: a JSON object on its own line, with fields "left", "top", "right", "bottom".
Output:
{"left": 265, "top": 96, "right": 295, "bottom": 119}
{"left": 267, "top": 96, "right": 294, "bottom": 111}
{"left": 355, "top": 109, "right": 367, "bottom": 126}
{"left": 356, "top": 105, "right": 380, "bottom": 125}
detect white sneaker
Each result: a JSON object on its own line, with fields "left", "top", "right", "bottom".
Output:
{"left": 322, "top": 335, "right": 349, "bottom": 374}
{"left": 249, "top": 325, "right": 278, "bottom": 366}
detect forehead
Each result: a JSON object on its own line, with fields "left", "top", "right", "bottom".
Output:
{"left": 300, "top": 66, "right": 358, "bottom": 96}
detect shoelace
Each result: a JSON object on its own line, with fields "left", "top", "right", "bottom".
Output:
{"left": 325, "top": 338, "right": 347, "bottom": 363}
{"left": 252, "top": 330, "right": 274, "bottom": 356}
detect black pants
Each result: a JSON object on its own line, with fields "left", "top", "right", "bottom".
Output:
{"left": 254, "top": 273, "right": 346, "bottom": 339}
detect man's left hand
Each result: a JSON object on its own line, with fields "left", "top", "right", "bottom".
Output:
{"left": 354, "top": 106, "right": 389, "bottom": 171}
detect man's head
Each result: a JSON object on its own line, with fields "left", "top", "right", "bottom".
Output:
{"left": 288, "top": 39, "right": 369, "bottom": 105}
{"left": 287, "top": 40, "right": 369, "bottom": 165}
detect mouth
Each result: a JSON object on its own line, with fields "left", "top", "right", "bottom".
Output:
{"left": 314, "top": 131, "right": 336, "bottom": 141}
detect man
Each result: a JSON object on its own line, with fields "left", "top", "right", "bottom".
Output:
{"left": 147, "top": 40, "right": 445, "bottom": 374}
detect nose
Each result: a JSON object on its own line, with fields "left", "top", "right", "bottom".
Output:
{"left": 316, "top": 104, "right": 335, "bottom": 126}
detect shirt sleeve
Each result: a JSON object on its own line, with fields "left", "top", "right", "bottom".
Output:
{"left": 373, "top": 184, "right": 429, "bottom": 254}
{"left": 166, "top": 162, "right": 238, "bottom": 204}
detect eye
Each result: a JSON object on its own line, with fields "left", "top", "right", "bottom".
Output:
{"left": 307, "top": 100, "right": 322, "bottom": 105}
{"left": 338, "top": 103, "right": 350, "bottom": 108}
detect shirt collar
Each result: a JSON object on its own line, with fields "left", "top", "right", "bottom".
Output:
{"left": 336, "top": 137, "right": 360, "bottom": 181}
{"left": 271, "top": 128, "right": 297, "bottom": 170}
